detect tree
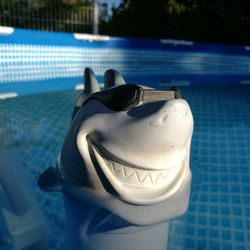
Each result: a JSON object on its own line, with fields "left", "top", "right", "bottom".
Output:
{"left": 100, "top": 0, "right": 170, "bottom": 38}
{"left": 100, "top": 0, "right": 250, "bottom": 45}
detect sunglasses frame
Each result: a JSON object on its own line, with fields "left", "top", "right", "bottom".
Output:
{"left": 82, "top": 84, "right": 182, "bottom": 112}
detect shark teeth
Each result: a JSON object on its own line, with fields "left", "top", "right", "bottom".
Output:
{"left": 104, "top": 159, "right": 175, "bottom": 187}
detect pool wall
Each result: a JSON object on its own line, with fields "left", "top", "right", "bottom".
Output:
{"left": 1, "top": 27, "right": 250, "bottom": 95}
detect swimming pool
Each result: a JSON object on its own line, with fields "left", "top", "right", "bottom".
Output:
{"left": 0, "top": 84, "right": 249, "bottom": 249}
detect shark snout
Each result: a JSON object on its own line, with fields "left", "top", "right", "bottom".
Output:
{"left": 149, "top": 99, "right": 192, "bottom": 128}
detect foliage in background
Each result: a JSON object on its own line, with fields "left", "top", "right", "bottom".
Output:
{"left": 0, "top": 0, "right": 94, "bottom": 33}
{"left": 1, "top": 0, "right": 249, "bottom": 45}
{"left": 100, "top": 0, "right": 250, "bottom": 45}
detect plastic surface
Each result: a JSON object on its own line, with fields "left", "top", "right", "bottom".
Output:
{"left": 1, "top": 27, "right": 250, "bottom": 96}
{"left": 73, "top": 68, "right": 100, "bottom": 119}
{"left": 39, "top": 69, "right": 193, "bottom": 250}
{"left": 104, "top": 69, "right": 126, "bottom": 88}
{"left": 78, "top": 98, "right": 193, "bottom": 205}
{"left": 59, "top": 71, "right": 193, "bottom": 217}
{"left": 64, "top": 195, "right": 169, "bottom": 250}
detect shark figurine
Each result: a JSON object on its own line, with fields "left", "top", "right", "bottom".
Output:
{"left": 38, "top": 68, "right": 193, "bottom": 249}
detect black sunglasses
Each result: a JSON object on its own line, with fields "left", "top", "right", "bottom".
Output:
{"left": 82, "top": 84, "right": 182, "bottom": 112}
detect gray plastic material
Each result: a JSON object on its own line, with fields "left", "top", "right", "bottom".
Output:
{"left": 0, "top": 150, "right": 49, "bottom": 250}
{"left": 63, "top": 193, "right": 169, "bottom": 250}
{"left": 104, "top": 69, "right": 126, "bottom": 89}
{"left": 75, "top": 67, "right": 100, "bottom": 107}
{"left": 73, "top": 67, "right": 100, "bottom": 119}
{"left": 59, "top": 95, "right": 193, "bottom": 225}
{"left": 39, "top": 68, "right": 193, "bottom": 250}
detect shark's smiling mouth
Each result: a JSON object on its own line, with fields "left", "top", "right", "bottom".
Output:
{"left": 103, "top": 158, "right": 175, "bottom": 187}
{"left": 90, "top": 138, "right": 189, "bottom": 205}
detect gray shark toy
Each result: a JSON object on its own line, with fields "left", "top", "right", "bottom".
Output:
{"left": 38, "top": 68, "right": 193, "bottom": 250}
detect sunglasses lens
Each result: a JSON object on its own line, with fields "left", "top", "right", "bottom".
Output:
{"left": 102, "top": 85, "right": 141, "bottom": 111}
{"left": 84, "top": 84, "right": 181, "bottom": 112}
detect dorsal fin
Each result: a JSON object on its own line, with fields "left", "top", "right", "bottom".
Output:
{"left": 104, "top": 69, "right": 126, "bottom": 89}
{"left": 72, "top": 68, "right": 100, "bottom": 120}
{"left": 84, "top": 67, "right": 100, "bottom": 95}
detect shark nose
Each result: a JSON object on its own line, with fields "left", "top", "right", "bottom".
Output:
{"left": 145, "top": 99, "right": 193, "bottom": 149}
{"left": 149, "top": 100, "right": 192, "bottom": 128}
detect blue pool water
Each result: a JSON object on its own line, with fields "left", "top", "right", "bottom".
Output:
{"left": 0, "top": 84, "right": 250, "bottom": 249}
